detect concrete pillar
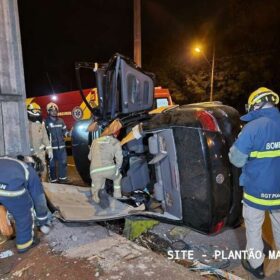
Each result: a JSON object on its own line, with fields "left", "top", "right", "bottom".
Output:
{"left": 0, "top": 0, "right": 29, "bottom": 156}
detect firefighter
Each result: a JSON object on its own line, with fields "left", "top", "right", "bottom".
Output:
{"left": 0, "top": 156, "right": 51, "bottom": 253}
{"left": 88, "top": 127, "right": 123, "bottom": 206}
{"left": 45, "top": 102, "right": 69, "bottom": 183}
{"left": 27, "top": 102, "right": 53, "bottom": 181}
{"left": 229, "top": 87, "right": 280, "bottom": 279}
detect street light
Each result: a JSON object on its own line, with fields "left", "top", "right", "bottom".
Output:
{"left": 194, "top": 46, "right": 215, "bottom": 102}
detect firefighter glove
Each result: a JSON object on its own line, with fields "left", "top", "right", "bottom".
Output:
{"left": 48, "top": 150, "right": 53, "bottom": 160}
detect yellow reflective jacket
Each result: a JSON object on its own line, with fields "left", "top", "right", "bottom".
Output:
{"left": 28, "top": 120, "right": 52, "bottom": 156}
{"left": 88, "top": 136, "right": 123, "bottom": 171}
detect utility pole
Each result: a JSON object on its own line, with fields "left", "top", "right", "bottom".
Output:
{"left": 134, "top": 0, "right": 141, "bottom": 67}
{"left": 0, "top": 0, "right": 29, "bottom": 156}
{"left": 210, "top": 45, "right": 215, "bottom": 102}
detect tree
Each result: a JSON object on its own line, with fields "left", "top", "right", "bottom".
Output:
{"left": 143, "top": 0, "right": 280, "bottom": 112}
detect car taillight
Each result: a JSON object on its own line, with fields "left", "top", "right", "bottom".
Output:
{"left": 210, "top": 220, "right": 225, "bottom": 234}
{"left": 196, "top": 111, "right": 220, "bottom": 132}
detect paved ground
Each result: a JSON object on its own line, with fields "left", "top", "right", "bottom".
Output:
{"left": 0, "top": 219, "right": 203, "bottom": 280}
{"left": 0, "top": 158, "right": 202, "bottom": 280}
{"left": 68, "top": 155, "right": 280, "bottom": 279}
{"left": 1, "top": 157, "right": 280, "bottom": 279}
{"left": 146, "top": 222, "right": 280, "bottom": 279}
{"left": 0, "top": 240, "right": 98, "bottom": 280}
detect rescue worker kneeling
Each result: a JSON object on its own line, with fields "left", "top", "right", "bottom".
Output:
{"left": 88, "top": 122, "right": 123, "bottom": 206}
{"left": 0, "top": 156, "right": 51, "bottom": 253}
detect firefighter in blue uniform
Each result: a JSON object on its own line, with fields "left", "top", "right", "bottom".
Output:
{"left": 45, "top": 102, "right": 69, "bottom": 183}
{"left": 229, "top": 87, "right": 280, "bottom": 279}
{"left": 0, "top": 156, "right": 50, "bottom": 253}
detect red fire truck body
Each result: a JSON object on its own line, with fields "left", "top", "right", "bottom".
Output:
{"left": 26, "top": 87, "right": 172, "bottom": 130}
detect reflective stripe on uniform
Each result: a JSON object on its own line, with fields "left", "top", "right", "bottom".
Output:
{"left": 0, "top": 188, "right": 26, "bottom": 197}
{"left": 250, "top": 150, "right": 280, "bottom": 158}
{"left": 244, "top": 192, "right": 280, "bottom": 206}
{"left": 17, "top": 239, "right": 33, "bottom": 250}
{"left": 114, "top": 185, "right": 121, "bottom": 189}
{"left": 52, "top": 146, "right": 65, "bottom": 149}
{"left": 39, "top": 145, "right": 45, "bottom": 150}
{"left": 97, "top": 136, "right": 110, "bottom": 144}
{"left": 51, "top": 124, "right": 63, "bottom": 128}
{"left": 36, "top": 214, "right": 48, "bottom": 221}
{"left": 90, "top": 165, "right": 115, "bottom": 174}
{"left": 30, "top": 208, "right": 35, "bottom": 238}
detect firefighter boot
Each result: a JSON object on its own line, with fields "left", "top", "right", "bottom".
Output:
{"left": 18, "top": 237, "right": 40, "bottom": 254}
{"left": 241, "top": 259, "right": 265, "bottom": 279}
{"left": 91, "top": 188, "right": 100, "bottom": 204}
{"left": 40, "top": 225, "right": 51, "bottom": 235}
{"left": 99, "top": 189, "right": 110, "bottom": 209}
{"left": 113, "top": 186, "right": 122, "bottom": 199}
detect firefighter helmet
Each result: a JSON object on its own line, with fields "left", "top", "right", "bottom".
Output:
{"left": 27, "top": 102, "right": 41, "bottom": 116}
{"left": 46, "top": 102, "right": 59, "bottom": 112}
{"left": 247, "top": 87, "right": 279, "bottom": 112}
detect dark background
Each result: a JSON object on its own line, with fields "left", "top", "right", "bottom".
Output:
{"left": 18, "top": 0, "right": 280, "bottom": 111}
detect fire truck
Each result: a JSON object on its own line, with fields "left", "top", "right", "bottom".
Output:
{"left": 26, "top": 87, "right": 172, "bottom": 130}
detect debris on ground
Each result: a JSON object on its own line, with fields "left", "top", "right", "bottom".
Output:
{"left": 13, "top": 263, "right": 35, "bottom": 277}
{"left": 98, "top": 219, "right": 125, "bottom": 235}
{"left": 189, "top": 261, "right": 245, "bottom": 280}
{"left": 123, "top": 217, "right": 159, "bottom": 240}
{"left": 0, "top": 249, "right": 14, "bottom": 259}
{"left": 135, "top": 232, "right": 171, "bottom": 254}
{"left": 167, "top": 226, "right": 192, "bottom": 240}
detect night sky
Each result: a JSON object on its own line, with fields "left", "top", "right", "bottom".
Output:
{"left": 18, "top": 0, "right": 280, "bottom": 99}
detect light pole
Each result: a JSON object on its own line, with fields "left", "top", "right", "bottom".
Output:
{"left": 194, "top": 46, "right": 215, "bottom": 102}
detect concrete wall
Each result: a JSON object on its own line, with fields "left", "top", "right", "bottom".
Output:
{"left": 0, "top": 0, "right": 29, "bottom": 156}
